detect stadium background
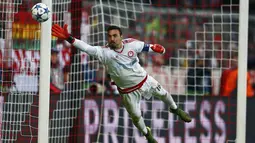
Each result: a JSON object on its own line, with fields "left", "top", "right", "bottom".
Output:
{"left": 0, "top": 0, "right": 255, "bottom": 143}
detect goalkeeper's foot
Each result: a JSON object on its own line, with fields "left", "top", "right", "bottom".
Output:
{"left": 170, "top": 107, "right": 192, "bottom": 123}
{"left": 144, "top": 127, "right": 158, "bottom": 143}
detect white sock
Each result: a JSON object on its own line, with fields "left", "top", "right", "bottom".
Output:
{"left": 162, "top": 93, "right": 177, "bottom": 109}
{"left": 142, "top": 127, "right": 148, "bottom": 135}
{"left": 153, "top": 87, "right": 178, "bottom": 109}
{"left": 133, "top": 117, "right": 147, "bottom": 135}
{"left": 168, "top": 94, "right": 177, "bottom": 109}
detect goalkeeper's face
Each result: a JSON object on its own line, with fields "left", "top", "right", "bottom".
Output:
{"left": 107, "top": 29, "right": 122, "bottom": 50}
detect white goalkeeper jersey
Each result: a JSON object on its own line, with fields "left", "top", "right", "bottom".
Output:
{"left": 73, "top": 38, "right": 148, "bottom": 90}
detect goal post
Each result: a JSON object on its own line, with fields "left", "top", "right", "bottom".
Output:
{"left": 236, "top": 0, "right": 249, "bottom": 143}
{"left": 38, "top": 0, "right": 52, "bottom": 143}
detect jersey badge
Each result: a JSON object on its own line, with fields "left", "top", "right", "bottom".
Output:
{"left": 128, "top": 50, "right": 134, "bottom": 57}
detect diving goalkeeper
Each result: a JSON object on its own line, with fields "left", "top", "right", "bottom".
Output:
{"left": 52, "top": 24, "right": 192, "bottom": 143}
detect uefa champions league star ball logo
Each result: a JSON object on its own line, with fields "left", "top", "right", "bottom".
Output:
{"left": 128, "top": 50, "right": 134, "bottom": 57}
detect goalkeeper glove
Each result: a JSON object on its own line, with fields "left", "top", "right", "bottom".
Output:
{"left": 151, "top": 44, "right": 165, "bottom": 54}
{"left": 52, "top": 24, "right": 75, "bottom": 44}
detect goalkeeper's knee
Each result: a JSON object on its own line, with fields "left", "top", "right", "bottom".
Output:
{"left": 131, "top": 115, "right": 141, "bottom": 123}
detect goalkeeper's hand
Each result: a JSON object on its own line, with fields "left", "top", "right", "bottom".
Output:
{"left": 52, "top": 24, "right": 75, "bottom": 44}
{"left": 151, "top": 44, "right": 165, "bottom": 54}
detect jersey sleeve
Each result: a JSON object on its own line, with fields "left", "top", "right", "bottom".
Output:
{"left": 72, "top": 39, "right": 105, "bottom": 62}
{"left": 125, "top": 39, "right": 146, "bottom": 53}
{"left": 125, "top": 38, "right": 152, "bottom": 53}
{"left": 135, "top": 42, "right": 164, "bottom": 54}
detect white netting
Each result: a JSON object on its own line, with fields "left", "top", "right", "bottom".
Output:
{"left": 88, "top": 0, "right": 151, "bottom": 46}
{"left": 0, "top": 1, "right": 35, "bottom": 142}
{"left": 94, "top": 1, "right": 240, "bottom": 143}
{"left": 174, "top": 4, "right": 239, "bottom": 97}
{"left": 0, "top": 0, "right": 73, "bottom": 142}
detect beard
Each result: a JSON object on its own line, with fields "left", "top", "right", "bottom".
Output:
{"left": 108, "top": 42, "right": 119, "bottom": 50}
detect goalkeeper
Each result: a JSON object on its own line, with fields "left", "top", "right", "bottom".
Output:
{"left": 52, "top": 24, "right": 192, "bottom": 143}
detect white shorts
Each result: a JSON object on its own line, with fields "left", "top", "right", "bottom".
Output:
{"left": 121, "top": 75, "right": 168, "bottom": 118}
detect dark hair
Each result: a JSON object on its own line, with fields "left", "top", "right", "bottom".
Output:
{"left": 107, "top": 25, "right": 122, "bottom": 36}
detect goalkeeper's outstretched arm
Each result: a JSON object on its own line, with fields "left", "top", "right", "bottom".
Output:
{"left": 140, "top": 43, "right": 165, "bottom": 54}
{"left": 51, "top": 24, "right": 101, "bottom": 57}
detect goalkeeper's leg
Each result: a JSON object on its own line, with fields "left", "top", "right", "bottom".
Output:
{"left": 149, "top": 77, "right": 192, "bottom": 122}
{"left": 121, "top": 92, "right": 158, "bottom": 143}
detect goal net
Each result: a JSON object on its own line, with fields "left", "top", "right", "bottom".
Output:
{"left": 90, "top": 1, "right": 241, "bottom": 143}
{"left": 0, "top": 0, "right": 39, "bottom": 142}
{"left": 0, "top": 0, "right": 75, "bottom": 142}
{"left": 0, "top": 0, "right": 252, "bottom": 143}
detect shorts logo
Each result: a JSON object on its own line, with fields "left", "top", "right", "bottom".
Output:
{"left": 128, "top": 51, "right": 134, "bottom": 57}
{"left": 156, "top": 84, "right": 161, "bottom": 91}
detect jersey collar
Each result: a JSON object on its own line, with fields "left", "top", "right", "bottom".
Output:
{"left": 114, "top": 42, "right": 124, "bottom": 53}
